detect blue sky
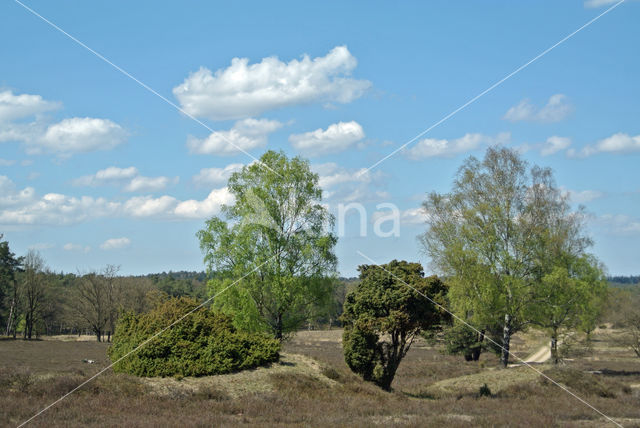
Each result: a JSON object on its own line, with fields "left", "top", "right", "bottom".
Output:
{"left": 0, "top": 0, "right": 638, "bottom": 277}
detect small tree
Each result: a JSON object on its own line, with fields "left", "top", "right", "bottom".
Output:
{"left": 71, "top": 272, "right": 110, "bottom": 341}
{"left": 613, "top": 290, "right": 640, "bottom": 359}
{"left": 532, "top": 255, "right": 608, "bottom": 363}
{"left": 341, "top": 260, "right": 447, "bottom": 390}
{"left": 443, "top": 320, "right": 485, "bottom": 361}
{"left": 1, "top": 235, "right": 22, "bottom": 337}
{"left": 20, "top": 250, "right": 48, "bottom": 339}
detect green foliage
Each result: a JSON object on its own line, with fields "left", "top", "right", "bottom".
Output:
{"left": 198, "top": 150, "right": 338, "bottom": 339}
{"left": 108, "top": 297, "right": 280, "bottom": 377}
{"left": 0, "top": 234, "right": 22, "bottom": 335}
{"left": 532, "top": 255, "right": 607, "bottom": 341}
{"left": 443, "top": 321, "right": 484, "bottom": 361}
{"left": 420, "top": 147, "right": 596, "bottom": 366}
{"left": 341, "top": 260, "right": 447, "bottom": 391}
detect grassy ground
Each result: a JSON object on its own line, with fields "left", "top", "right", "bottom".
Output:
{"left": 1, "top": 327, "right": 639, "bottom": 427}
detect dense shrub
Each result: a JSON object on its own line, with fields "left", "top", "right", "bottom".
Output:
{"left": 108, "top": 297, "right": 280, "bottom": 377}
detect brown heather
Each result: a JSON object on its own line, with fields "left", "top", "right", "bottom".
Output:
{"left": 1, "top": 327, "right": 639, "bottom": 427}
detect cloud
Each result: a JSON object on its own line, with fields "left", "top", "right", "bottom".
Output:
{"left": 289, "top": 121, "right": 365, "bottom": 156}
{"left": 0, "top": 175, "right": 233, "bottom": 226}
{"left": 312, "top": 163, "right": 386, "bottom": 202}
{"left": 73, "top": 166, "right": 138, "bottom": 186}
{"left": 540, "top": 136, "right": 572, "bottom": 156}
{"left": 404, "top": 132, "right": 509, "bottom": 160}
{"left": 193, "top": 163, "right": 244, "bottom": 186}
{"left": 74, "top": 166, "right": 176, "bottom": 193}
{"left": 29, "top": 242, "right": 55, "bottom": 250}
{"left": 122, "top": 195, "right": 178, "bottom": 217}
{"left": 63, "top": 243, "right": 91, "bottom": 253}
{"left": 0, "top": 90, "right": 60, "bottom": 122}
{"left": 562, "top": 188, "right": 604, "bottom": 204}
{"left": 0, "top": 158, "right": 15, "bottom": 166}
{"left": 187, "top": 118, "right": 282, "bottom": 156}
{"left": 596, "top": 214, "right": 640, "bottom": 235}
{"left": 313, "top": 163, "right": 373, "bottom": 189}
{"left": 400, "top": 207, "right": 429, "bottom": 225}
{"left": 174, "top": 187, "right": 234, "bottom": 219}
{"left": 568, "top": 133, "right": 640, "bottom": 158}
{"left": 503, "top": 94, "right": 572, "bottom": 123}
{"left": 173, "top": 46, "right": 371, "bottom": 120}
{"left": 0, "top": 175, "right": 36, "bottom": 207}
{"left": 584, "top": 0, "right": 620, "bottom": 7}
{"left": 29, "top": 117, "right": 128, "bottom": 157}
{"left": 100, "top": 237, "right": 131, "bottom": 250}
{"left": 124, "top": 176, "right": 177, "bottom": 193}
{"left": 0, "top": 92, "right": 126, "bottom": 158}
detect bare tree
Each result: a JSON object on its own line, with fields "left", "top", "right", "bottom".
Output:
{"left": 21, "top": 250, "right": 48, "bottom": 339}
{"left": 104, "top": 265, "right": 121, "bottom": 342}
{"left": 614, "top": 291, "right": 640, "bottom": 359}
{"left": 72, "top": 271, "right": 110, "bottom": 342}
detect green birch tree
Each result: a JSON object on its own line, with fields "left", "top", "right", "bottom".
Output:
{"left": 198, "top": 150, "right": 337, "bottom": 340}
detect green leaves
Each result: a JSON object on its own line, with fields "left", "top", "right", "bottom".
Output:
{"left": 421, "top": 147, "right": 601, "bottom": 366}
{"left": 342, "top": 260, "right": 447, "bottom": 390}
{"left": 108, "top": 297, "right": 280, "bottom": 377}
{"left": 198, "top": 150, "right": 338, "bottom": 339}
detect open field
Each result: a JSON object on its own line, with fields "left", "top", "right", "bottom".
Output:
{"left": 1, "top": 328, "right": 639, "bottom": 427}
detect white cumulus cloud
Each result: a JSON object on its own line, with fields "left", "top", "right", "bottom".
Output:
{"left": 74, "top": 166, "right": 176, "bottom": 193}
{"left": 63, "top": 243, "right": 91, "bottom": 253}
{"left": 123, "top": 195, "right": 178, "bottom": 218}
{"left": 0, "top": 91, "right": 126, "bottom": 158}
{"left": 174, "top": 187, "right": 234, "bottom": 219}
{"left": 503, "top": 94, "right": 572, "bottom": 123}
{"left": 173, "top": 46, "right": 371, "bottom": 120}
{"left": 289, "top": 121, "right": 365, "bottom": 157}
{"left": 562, "top": 188, "right": 604, "bottom": 204}
{"left": 584, "top": 0, "right": 620, "bottom": 7}
{"left": 540, "top": 136, "right": 572, "bottom": 156}
{"left": 568, "top": 133, "right": 640, "bottom": 158}
{"left": 30, "top": 117, "right": 128, "bottom": 157}
{"left": 100, "top": 237, "right": 130, "bottom": 250}
{"left": 124, "top": 176, "right": 176, "bottom": 193}
{"left": 0, "top": 90, "right": 60, "bottom": 122}
{"left": 187, "top": 118, "right": 282, "bottom": 156}
{"left": 0, "top": 175, "right": 234, "bottom": 226}
{"left": 404, "top": 132, "right": 509, "bottom": 160}
{"left": 312, "top": 163, "right": 386, "bottom": 202}
{"left": 73, "top": 166, "right": 139, "bottom": 186}
{"left": 193, "top": 163, "right": 244, "bottom": 186}
{"left": 400, "top": 207, "right": 429, "bottom": 225}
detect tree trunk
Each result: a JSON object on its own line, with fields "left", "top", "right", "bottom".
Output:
{"left": 96, "top": 330, "right": 102, "bottom": 342}
{"left": 551, "top": 327, "right": 558, "bottom": 364}
{"left": 5, "top": 298, "right": 15, "bottom": 336}
{"left": 275, "top": 314, "right": 283, "bottom": 340}
{"left": 472, "top": 330, "right": 485, "bottom": 361}
{"left": 500, "top": 314, "right": 512, "bottom": 367}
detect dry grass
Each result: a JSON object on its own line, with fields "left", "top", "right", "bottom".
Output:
{"left": 142, "top": 353, "right": 338, "bottom": 399}
{"left": 0, "top": 327, "right": 639, "bottom": 427}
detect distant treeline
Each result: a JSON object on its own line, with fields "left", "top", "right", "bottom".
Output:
{"left": 608, "top": 275, "right": 640, "bottom": 287}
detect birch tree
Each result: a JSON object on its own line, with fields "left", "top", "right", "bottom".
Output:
{"left": 420, "top": 147, "right": 598, "bottom": 367}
